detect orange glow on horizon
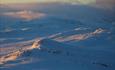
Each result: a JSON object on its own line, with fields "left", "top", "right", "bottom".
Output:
{"left": 0, "top": 0, "right": 38, "bottom": 4}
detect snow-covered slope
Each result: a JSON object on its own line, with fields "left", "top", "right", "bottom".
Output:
{"left": 0, "top": 3, "right": 115, "bottom": 70}
{"left": 0, "top": 38, "right": 115, "bottom": 70}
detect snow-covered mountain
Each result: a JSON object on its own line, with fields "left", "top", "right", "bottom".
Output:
{"left": 0, "top": 2, "right": 115, "bottom": 70}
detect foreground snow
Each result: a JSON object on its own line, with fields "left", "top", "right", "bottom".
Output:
{"left": 0, "top": 38, "right": 115, "bottom": 70}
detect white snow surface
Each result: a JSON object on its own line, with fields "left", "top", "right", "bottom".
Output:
{"left": 0, "top": 38, "right": 115, "bottom": 70}
{"left": 0, "top": 3, "right": 115, "bottom": 70}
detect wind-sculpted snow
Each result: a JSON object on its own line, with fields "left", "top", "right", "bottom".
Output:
{"left": 0, "top": 3, "right": 115, "bottom": 70}
{"left": 0, "top": 28, "right": 14, "bottom": 33}
{"left": 51, "top": 28, "right": 105, "bottom": 42}
{"left": 0, "top": 39, "right": 41, "bottom": 64}
{"left": 0, "top": 38, "right": 68, "bottom": 64}
{"left": 0, "top": 39, "right": 115, "bottom": 70}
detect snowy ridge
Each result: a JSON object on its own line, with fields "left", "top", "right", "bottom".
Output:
{"left": 0, "top": 38, "right": 76, "bottom": 65}
{"left": 0, "top": 38, "right": 115, "bottom": 70}
{"left": 0, "top": 39, "right": 41, "bottom": 64}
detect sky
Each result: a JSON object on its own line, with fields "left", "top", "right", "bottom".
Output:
{"left": 0, "top": 0, "right": 114, "bottom": 8}
{"left": 0, "top": 0, "right": 96, "bottom": 4}
{"left": 0, "top": 0, "right": 37, "bottom": 4}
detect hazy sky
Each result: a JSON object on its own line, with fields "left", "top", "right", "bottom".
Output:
{"left": 0, "top": 0, "right": 114, "bottom": 7}
{"left": 0, "top": 0, "right": 37, "bottom": 4}
{"left": 0, "top": 0, "right": 96, "bottom": 4}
